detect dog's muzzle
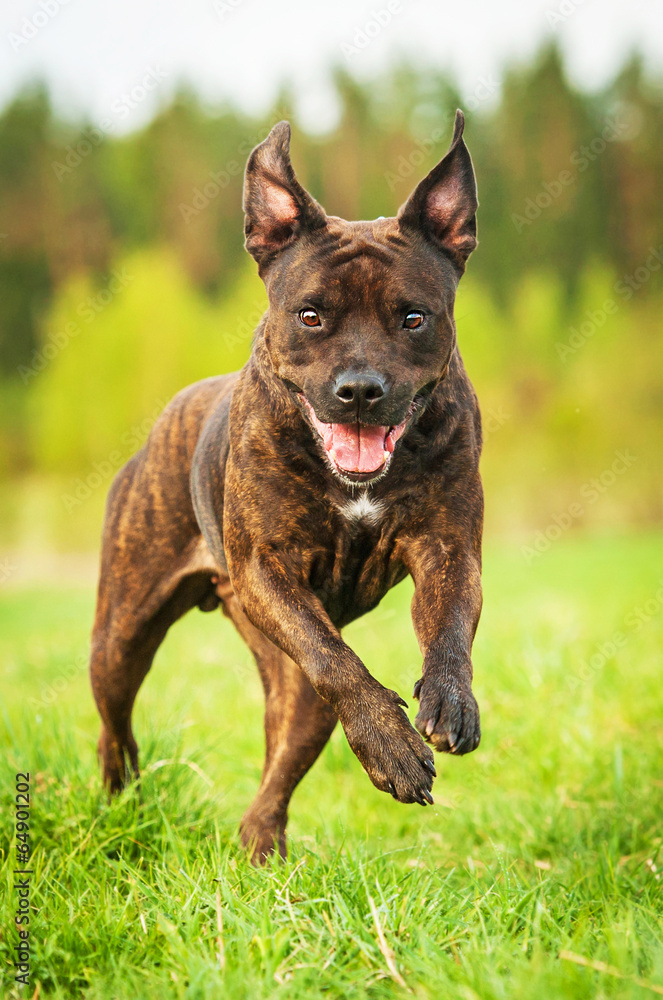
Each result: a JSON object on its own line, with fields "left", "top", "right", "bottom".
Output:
{"left": 299, "top": 395, "right": 415, "bottom": 482}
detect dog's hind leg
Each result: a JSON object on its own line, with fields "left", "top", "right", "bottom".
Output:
{"left": 92, "top": 562, "right": 217, "bottom": 794}
{"left": 219, "top": 583, "right": 337, "bottom": 863}
{"left": 91, "top": 546, "right": 220, "bottom": 793}
{"left": 91, "top": 457, "right": 221, "bottom": 793}
{"left": 90, "top": 374, "right": 235, "bottom": 793}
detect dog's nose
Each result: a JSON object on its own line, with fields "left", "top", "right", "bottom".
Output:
{"left": 334, "top": 371, "right": 386, "bottom": 410}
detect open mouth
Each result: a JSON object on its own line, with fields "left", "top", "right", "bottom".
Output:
{"left": 300, "top": 396, "right": 413, "bottom": 482}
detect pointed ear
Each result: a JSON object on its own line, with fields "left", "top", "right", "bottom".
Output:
{"left": 398, "top": 109, "right": 478, "bottom": 271}
{"left": 243, "top": 121, "right": 327, "bottom": 268}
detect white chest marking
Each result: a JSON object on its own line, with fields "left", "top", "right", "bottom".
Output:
{"left": 340, "top": 494, "right": 386, "bottom": 525}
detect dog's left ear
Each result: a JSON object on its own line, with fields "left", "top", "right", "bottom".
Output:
{"left": 243, "top": 121, "right": 327, "bottom": 269}
{"left": 398, "top": 109, "right": 478, "bottom": 271}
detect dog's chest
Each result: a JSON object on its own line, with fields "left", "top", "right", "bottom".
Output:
{"left": 306, "top": 494, "right": 406, "bottom": 627}
{"left": 338, "top": 494, "right": 386, "bottom": 527}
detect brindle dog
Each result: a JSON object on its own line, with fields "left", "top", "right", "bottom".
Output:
{"left": 91, "top": 110, "right": 483, "bottom": 863}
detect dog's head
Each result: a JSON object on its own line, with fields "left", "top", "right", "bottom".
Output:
{"left": 243, "top": 111, "right": 478, "bottom": 486}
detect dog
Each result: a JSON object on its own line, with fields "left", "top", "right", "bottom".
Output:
{"left": 90, "top": 110, "right": 483, "bottom": 864}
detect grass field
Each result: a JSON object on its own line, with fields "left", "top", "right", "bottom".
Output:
{"left": 1, "top": 532, "right": 662, "bottom": 999}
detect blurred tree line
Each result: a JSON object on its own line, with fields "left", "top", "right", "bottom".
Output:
{"left": 0, "top": 43, "right": 661, "bottom": 547}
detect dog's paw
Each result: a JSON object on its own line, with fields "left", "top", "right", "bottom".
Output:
{"left": 413, "top": 673, "right": 480, "bottom": 755}
{"left": 340, "top": 687, "right": 436, "bottom": 806}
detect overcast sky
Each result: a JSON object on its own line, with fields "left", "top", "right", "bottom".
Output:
{"left": 1, "top": 0, "right": 662, "bottom": 134}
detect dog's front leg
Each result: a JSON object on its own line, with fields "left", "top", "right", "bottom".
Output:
{"left": 405, "top": 534, "right": 483, "bottom": 756}
{"left": 227, "top": 544, "right": 436, "bottom": 805}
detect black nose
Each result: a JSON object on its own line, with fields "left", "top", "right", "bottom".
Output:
{"left": 334, "top": 371, "right": 386, "bottom": 410}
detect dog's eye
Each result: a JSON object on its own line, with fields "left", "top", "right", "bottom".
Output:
{"left": 403, "top": 310, "right": 425, "bottom": 330}
{"left": 299, "top": 308, "right": 321, "bottom": 328}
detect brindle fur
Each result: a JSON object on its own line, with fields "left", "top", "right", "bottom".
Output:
{"left": 91, "top": 111, "right": 484, "bottom": 863}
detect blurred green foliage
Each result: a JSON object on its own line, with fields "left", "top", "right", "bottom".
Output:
{"left": 0, "top": 42, "right": 661, "bottom": 545}
{"left": 27, "top": 251, "right": 265, "bottom": 471}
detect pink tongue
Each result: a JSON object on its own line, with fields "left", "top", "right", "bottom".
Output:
{"left": 327, "top": 423, "right": 388, "bottom": 473}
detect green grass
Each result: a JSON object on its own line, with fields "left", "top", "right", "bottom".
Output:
{"left": 1, "top": 532, "right": 663, "bottom": 999}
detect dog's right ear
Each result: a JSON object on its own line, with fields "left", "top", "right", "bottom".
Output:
{"left": 398, "top": 109, "right": 478, "bottom": 272}
{"left": 243, "top": 121, "right": 327, "bottom": 268}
